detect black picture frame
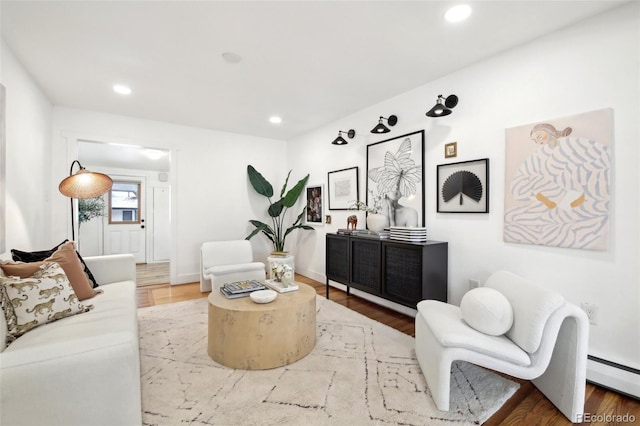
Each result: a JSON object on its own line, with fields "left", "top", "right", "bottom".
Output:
{"left": 366, "top": 130, "right": 425, "bottom": 227}
{"left": 437, "top": 158, "right": 489, "bottom": 213}
{"left": 327, "top": 166, "right": 359, "bottom": 210}
{"left": 304, "top": 184, "right": 324, "bottom": 225}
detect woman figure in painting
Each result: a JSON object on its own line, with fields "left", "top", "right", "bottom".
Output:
{"left": 380, "top": 179, "right": 418, "bottom": 227}
{"left": 504, "top": 122, "right": 610, "bottom": 249}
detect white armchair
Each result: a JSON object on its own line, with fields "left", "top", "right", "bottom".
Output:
{"left": 200, "top": 240, "right": 265, "bottom": 292}
{"left": 415, "top": 270, "right": 589, "bottom": 423}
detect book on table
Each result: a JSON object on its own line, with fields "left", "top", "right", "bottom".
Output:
{"left": 220, "top": 280, "right": 267, "bottom": 298}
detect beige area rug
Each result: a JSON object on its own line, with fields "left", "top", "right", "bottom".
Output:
{"left": 138, "top": 296, "right": 519, "bottom": 425}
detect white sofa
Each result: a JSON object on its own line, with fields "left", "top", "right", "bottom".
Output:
{"left": 0, "top": 254, "right": 142, "bottom": 426}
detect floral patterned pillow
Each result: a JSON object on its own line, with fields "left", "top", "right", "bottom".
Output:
{"left": 0, "top": 262, "right": 93, "bottom": 345}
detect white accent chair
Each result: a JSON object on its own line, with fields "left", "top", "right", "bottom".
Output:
{"left": 200, "top": 240, "right": 265, "bottom": 292}
{"left": 415, "top": 270, "right": 589, "bottom": 423}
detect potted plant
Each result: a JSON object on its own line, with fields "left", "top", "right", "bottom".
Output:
{"left": 245, "top": 165, "right": 314, "bottom": 254}
{"left": 78, "top": 196, "right": 107, "bottom": 226}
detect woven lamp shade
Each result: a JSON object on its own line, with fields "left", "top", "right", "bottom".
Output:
{"left": 59, "top": 169, "right": 113, "bottom": 199}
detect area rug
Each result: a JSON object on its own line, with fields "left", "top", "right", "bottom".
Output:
{"left": 138, "top": 296, "right": 519, "bottom": 425}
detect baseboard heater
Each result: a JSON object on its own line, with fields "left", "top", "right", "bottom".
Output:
{"left": 587, "top": 355, "right": 640, "bottom": 399}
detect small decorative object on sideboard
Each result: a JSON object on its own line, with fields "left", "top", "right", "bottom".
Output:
{"left": 390, "top": 226, "right": 428, "bottom": 243}
{"left": 347, "top": 215, "right": 358, "bottom": 230}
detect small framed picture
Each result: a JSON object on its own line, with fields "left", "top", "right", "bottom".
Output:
{"left": 304, "top": 184, "right": 324, "bottom": 225}
{"left": 445, "top": 142, "right": 457, "bottom": 158}
{"left": 437, "top": 158, "right": 489, "bottom": 213}
{"left": 327, "top": 167, "right": 359, "bottom": 210}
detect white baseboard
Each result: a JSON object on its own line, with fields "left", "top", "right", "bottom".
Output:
{"left": 587, "top": 356, "right": 640, "bottom": 399}
{"left": 173, "top": 272, "right": 199, "bottom": 285}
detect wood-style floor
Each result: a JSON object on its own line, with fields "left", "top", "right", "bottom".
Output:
{"left": 136, "top": 269, "right": 640, "bottom": 425}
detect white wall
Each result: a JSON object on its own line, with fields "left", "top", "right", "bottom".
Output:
{"left": 0, "top": 40, "right": 53, "bottom": 254}
{"left": 289, "top": 3, "right": 639, "bottom": 372}
{"left": 51, "top": 107, "right": 287, "bottom": 284}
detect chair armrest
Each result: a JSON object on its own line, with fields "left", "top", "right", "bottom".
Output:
{"left": 82, "top": 254, "right": 136, "bottom": 285}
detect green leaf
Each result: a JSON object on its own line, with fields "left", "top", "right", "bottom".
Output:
{"left": 268, "top": 199, "right": 284, "bottom": 217}
{"left": 283, "top": 174, "right": 309, "bottom": 207}
{"left": 246, "top": 220, "right": 275, "bottom": 244}
{"left": 280, "top": 170, "right": 292, "bottom": 198}
{"left": 247, "top": 165, "right": 273, "bottom": 198}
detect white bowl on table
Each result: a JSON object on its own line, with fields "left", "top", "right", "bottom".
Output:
{"left": 250, "top": 289, "right": 277, "bottom": 304}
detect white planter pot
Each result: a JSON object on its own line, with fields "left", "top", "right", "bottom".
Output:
{"left": 366, "top": 213, "right": 388, "bottom": 232}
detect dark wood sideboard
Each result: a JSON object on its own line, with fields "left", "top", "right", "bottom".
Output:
{"left": 325, "top": 233, "right": 448, "bottom": 308}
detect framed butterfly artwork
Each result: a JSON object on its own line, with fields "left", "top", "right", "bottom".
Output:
{"left": 366, "top": 130, "right": 425, "bottom": 227}
{"left": 437, "top": 158, "right": 489, "bottom": 213}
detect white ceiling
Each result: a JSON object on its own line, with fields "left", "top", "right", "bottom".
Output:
{"left": 1, "top": 0, "right": 628, "bottom": 144}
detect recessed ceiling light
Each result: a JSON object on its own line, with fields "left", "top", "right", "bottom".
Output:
{"left": 222, "top": 52, "right": 243, "bottom": 64}
{"left": 445, "top": 4, "right": 472, "bottom": 23}
{"left": 113, "top": 84, "right": 132, "bottom": 95}
{"left": 269, "top": 116, "right": 282, "bottom": 124}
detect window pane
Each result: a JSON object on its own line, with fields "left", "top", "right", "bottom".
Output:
{"left": 109, "top": 181, "right": 141, "bottom": 224}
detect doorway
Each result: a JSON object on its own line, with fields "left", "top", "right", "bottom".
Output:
{"left": 77, "top": 140, "right": 171, "bottom": 278}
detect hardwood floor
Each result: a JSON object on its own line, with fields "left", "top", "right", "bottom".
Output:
{"left": 135, "top": 262, "right": 171, "bottom": 287}
{"left": 136, "top": 273, "right": 640, "bottom": 425}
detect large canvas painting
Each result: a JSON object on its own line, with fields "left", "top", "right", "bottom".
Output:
{"left": 504, "top": 108, "right": 612, "bottom": 250}
{"left": 366, "top": 130, "right": 424, "bottom": 227}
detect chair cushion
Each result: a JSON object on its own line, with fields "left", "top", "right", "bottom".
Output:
{"left": 417, "top": 300, "right": 531, "bottom": 366}
{"left": 485, "top": 271, "right": 565, "bottom": 353}
{"left": 460, "top": 287, "right": 513, "bottom": 336}
{"left": 205, "top": 262, "right": 265, "bottom": 276}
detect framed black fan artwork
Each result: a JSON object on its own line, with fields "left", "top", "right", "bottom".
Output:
{"left": 437, "top": 158, "right": 489, "bottom": 213}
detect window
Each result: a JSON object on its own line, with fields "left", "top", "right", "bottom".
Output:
{"left": 109, "top": 181, "right": 141, "bottom": 224}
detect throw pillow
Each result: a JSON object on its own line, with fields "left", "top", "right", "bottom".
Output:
{"left": 46, "top": 242, "right": 102, "bottom": 300}
{"left": 11, "top": 240, "right": 100, "bottom": 288}
{"left": 2, "top": 242, "right": 102, "bottom": 301}
{"left": 460, "top": 287, "right": 514, "bottom": 336}
{"left": 0, "top": 262, "right": 93, "bottom": 344}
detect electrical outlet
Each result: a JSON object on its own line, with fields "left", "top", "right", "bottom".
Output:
{"left": 469, "top": 279, "right": 480, "bottom": 289}
{"left": 581, "top": 302, "right": 599, "bottom": 325}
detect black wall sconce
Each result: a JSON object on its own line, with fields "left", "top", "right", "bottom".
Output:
{"left": 370, "top": 115, "right": 398, "bottom": 134}
{"left": 426, "top": 94, "right": 459, "bottom": 117}
{"left": 331, "top": 129, "right": 356, "bottom": 145}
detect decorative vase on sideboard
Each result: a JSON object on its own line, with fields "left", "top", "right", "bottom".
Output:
{"left": 367, "top": 213, "right": 388, "bottom": 232}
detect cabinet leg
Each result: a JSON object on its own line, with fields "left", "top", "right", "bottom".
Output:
{"left": 325, "top": 280, "right": 329, "bottom": 299}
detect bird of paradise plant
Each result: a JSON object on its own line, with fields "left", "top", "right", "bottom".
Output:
{"left": 245, "top": 165, "right": 314, "bottom": 253}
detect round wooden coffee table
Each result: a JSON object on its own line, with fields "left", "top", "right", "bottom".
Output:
{"left": 207, "top": 282, "right": 316, "bottom": 370}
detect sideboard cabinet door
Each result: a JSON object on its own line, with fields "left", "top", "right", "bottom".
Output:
{"left": 326, "top": 234, "right": 349, "bottom": 284}
{"left": 382, "top": 241, "right": 448, "bottom": 307}
{"left": 349, "top": 238, "right": 381, "bottom": 295}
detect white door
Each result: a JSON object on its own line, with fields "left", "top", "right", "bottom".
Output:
{"left": 152, "top": 186, "right": 171, "bottom": 261}
{"left": 103, "top": 177, "right": 146, "bottom": 263}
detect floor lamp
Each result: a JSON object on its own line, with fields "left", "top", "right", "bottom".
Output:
{"left": 59, "top": 160, "right": 113, "bottom": 241}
